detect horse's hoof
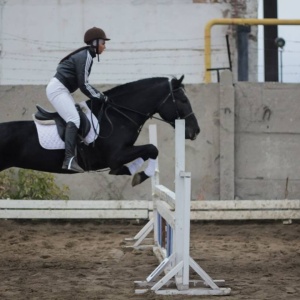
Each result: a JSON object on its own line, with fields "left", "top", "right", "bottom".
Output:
{"left": 109, "top": 166, "right": 131, "bottom": 175}
{"left": 132, "top": 172, "right": 149, "bottom": 187}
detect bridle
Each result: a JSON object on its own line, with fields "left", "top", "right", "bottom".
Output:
{"left": 92, "top": 80, "right": 195, "bottom": 138}
{"left": 154, "top": 80, "right": 195, "bottom": 125}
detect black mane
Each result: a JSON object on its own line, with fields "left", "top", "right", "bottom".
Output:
{"left": 104, "top": 77, "right": 168, "bottom": 98}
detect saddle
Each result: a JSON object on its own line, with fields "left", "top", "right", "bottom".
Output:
{"left": 34, "top": 104, "right": 91, "bottom": 141}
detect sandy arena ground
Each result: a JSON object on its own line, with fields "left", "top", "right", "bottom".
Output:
{"left": 0, "top": 220, "right": 299, "bottom": 300}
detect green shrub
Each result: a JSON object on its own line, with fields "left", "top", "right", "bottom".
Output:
{"left": 0, "top": 169, "right": 69, "bottom": 200}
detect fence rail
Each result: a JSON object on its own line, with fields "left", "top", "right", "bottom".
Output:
{"left": 0, "top": 199, "right": 299, "bottom": 220}
{"left": 0, "top": 200, "right": 149, "bottom": 219}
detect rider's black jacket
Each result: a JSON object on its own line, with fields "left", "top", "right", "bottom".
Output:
{"left": 54, "top": 46, "right": 104, "bottom": 100}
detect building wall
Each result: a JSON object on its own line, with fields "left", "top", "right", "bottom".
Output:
{"left": 0, "top": 0, "right": 258, "bottom": 85}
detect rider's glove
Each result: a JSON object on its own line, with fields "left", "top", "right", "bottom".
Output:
{"left": 99, "top": 93, "right": 109, "bottom": 103}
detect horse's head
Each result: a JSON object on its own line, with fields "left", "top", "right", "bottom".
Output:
{"left": 157, "top": 75, "right": 200, "bottom": 140}
{"left": 98, "top": 75, "right": 200, "bottom": 140}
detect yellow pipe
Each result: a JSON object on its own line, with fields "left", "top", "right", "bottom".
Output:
{"left": 204, "top": 18, "right": 300, "bottom": 83}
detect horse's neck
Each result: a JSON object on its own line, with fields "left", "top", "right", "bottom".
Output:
{"left": 88, "top": 78, "right": 170, "bottom": 126}
{"left": 111, "top": 80, "right": 168, "bottom": 112}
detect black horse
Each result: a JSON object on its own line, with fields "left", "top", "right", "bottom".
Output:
{"left": 0, "top": 75, "right": 200, "bottom": 186}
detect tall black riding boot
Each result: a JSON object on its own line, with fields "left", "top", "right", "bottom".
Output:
{"left": 62, "top": 122, "right": 84, "bottom": 173}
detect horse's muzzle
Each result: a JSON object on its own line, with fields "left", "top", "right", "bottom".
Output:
{"left": 186, "top": 126, "right": 200, "bottom": 140}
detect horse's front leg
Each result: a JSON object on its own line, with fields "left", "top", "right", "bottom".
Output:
{"left": 108, "top": 144, "right": 158, "bottom": 186}
{"left": 130, "top": 156, "right": 158, "bottom": 186}
{"left": 109, "top": 157, "right": 144, "bottom": 175}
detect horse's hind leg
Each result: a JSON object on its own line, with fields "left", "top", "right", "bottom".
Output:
{"left": 0, "top": 149, "right": 13, "bottom": 172}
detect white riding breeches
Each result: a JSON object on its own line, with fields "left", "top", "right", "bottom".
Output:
{"left": 46, "top": 77, "right": 80, "bottom": 128}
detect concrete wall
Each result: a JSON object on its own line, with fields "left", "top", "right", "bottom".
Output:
{"left": 1, "top": 73, "right": 300, "bottom": 200}
{"left": 235, "top": 81, "right": 300, "bottom": 200}
{"left": 0, "top": 0, "right": 258, "bottom": 85}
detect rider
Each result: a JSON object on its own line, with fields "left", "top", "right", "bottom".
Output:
{"left": 46, "top": 27, "right": 110, "bottom": 173}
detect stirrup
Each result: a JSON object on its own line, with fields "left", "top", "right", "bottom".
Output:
{"left": 62, "top": 157, "right": 84, "bottom": 173}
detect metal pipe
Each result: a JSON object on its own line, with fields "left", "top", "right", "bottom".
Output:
{"left": 204, "top": 18, "right": 300, "bottom": 83}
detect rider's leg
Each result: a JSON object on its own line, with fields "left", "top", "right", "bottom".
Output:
{"left": 62, "top": 121, "right": 84, "bottom": 172}
{"left": 46, "top": 78, "right": 84, "bottom": 173}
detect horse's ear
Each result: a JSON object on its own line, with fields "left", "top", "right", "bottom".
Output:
{"left": 172, "top": 75, "right": 185, "bottom": 89}
{"left": 178, "top": 75, "right": 184, "bottom": 84}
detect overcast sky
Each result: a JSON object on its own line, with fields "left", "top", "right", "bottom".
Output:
{"left": 258, "top": 0, "right": 300, "bottom": 82}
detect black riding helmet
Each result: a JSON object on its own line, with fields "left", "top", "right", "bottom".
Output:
{"left": 84, "top": 27, "right": 110, "bottom": 60}
{"left": 84, "top": 27, "right": 110, "bottom": 44}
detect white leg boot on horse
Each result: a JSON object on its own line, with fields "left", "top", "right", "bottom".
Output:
{"left": 132, "top": 158, "right": 156, "bottom": 186}
{"left": 62, "top": 122, "right": 84, "bottom": 173}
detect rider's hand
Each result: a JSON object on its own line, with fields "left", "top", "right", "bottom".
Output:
{"left": 99, "top": 93, "right": 109, "bottom": 103}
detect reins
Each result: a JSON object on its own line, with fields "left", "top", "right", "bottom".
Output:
{"left": 109, "top": 86, "right": 193, "bottom": 122}
{"left": 91, "top": 81, "right": 195, "bottom": 139}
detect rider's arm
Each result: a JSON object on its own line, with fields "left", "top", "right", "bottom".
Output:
{"left": 75, "top": 50, "right": 107, "bottom": 102}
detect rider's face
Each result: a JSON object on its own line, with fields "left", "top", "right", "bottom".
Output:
{"left": 97, "top": 39, "right": 106, "bottom": 54}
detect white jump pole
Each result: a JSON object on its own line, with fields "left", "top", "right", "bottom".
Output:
{"left": 135, "top": 120, "right": 231, "bottom": 295}
{"left": 174, "top": 119, "right": 190, "bottom": 288}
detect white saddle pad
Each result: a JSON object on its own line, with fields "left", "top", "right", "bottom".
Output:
{"left": 34, "top": 101, "right": 100, "bottom": 150}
